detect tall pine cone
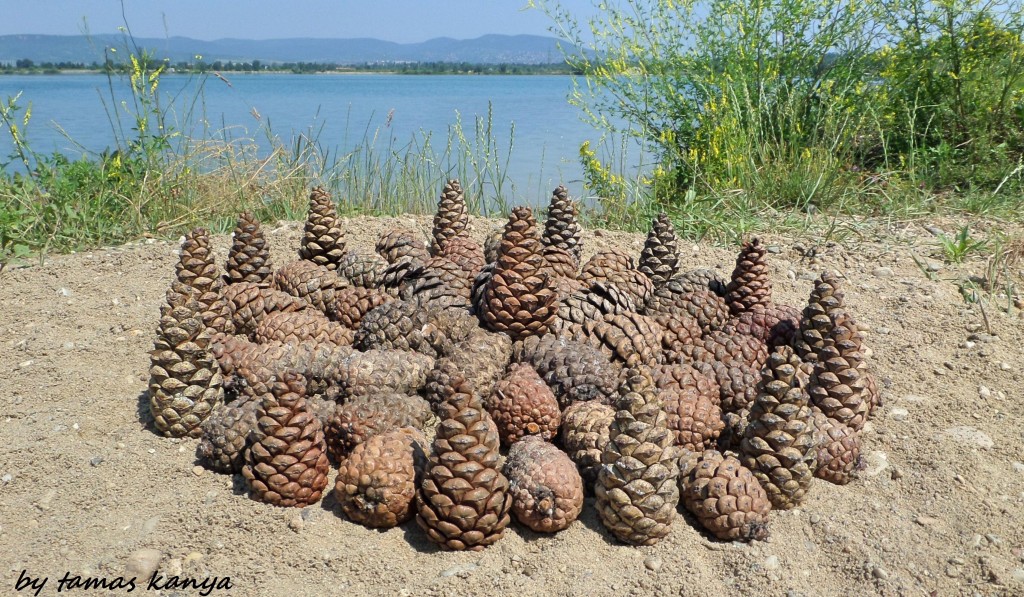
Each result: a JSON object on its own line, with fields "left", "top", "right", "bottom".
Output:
{"left": 808, "top": 311, "right": 871, "bottom": 431}
{"left": 175, "top": 228, "right": 234, "bottom": 334}
{"left": 225, "top": 212, "right": 273, "bottom": 286}
{"left": 416, "top": 378, "right": 512, "bottom": 550}
{"left": 334, "top": 427, "right": 428, "bottom": 528}
{"left": 679, "top": 449, "right": 771, "bottom": 542}
{"left": 793, "top": 271, "right": 845, "bottom": 362}
{"left": 724, "top": 238, "right": 772, "bottom": 315}
{"left": 810, "top": 407, "right": 860, "bottom": 485}
{"left": 638, "top": 213, "right": 679, "bottom": 289}
{"left": 431, "top": 179, "right": 469, "bottom": 254}
{"left": 242, "top": 372, "right": 330, "bottom": 507}
{"left": 595, "top": 367, "right": 679, "bottom": 545}
{"left": 298, "top": 186, "right": 346, "bottom": 270}
{"left": 503, "top": 436, "right": 584, "bottom": 533}
{"left": 541, "top": 185, "right": 582, "bottom": 265}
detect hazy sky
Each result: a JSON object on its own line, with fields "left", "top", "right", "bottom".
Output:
{"left": 0, "top": 1, "right": 597, "bottom": 43}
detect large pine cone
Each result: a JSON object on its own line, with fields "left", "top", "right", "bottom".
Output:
{"left": 331, "top": 349, "right": 435, "bottom": 399}
{"left": 376, "top": 228, "right": 429, "bottom": 265}
{"left": 197, "top": 394, "right": 259, "bottom": 474}
{"left": 808, "top": 311, "right": 871, "bottom": 431}
{"left": 579, "top": 250, "right": 654, "bottom": 307}
{"left": 336, "top": 252, "right": 386, "bottom": 289}
{"left": 355, "top": 300, "right": 475, "bottom": 358}
{"left": 423, "top": 329, "right": 514, "bottom": 413}
{"left": 810, "top": 407, "right": 860, "bottom": 485}
{"left": 325, "top": 393, "right": 433, "bottom": 460}
{"left": 650, "top": 363, "right": 721, "bottom": 406}
{"left": 479, "top": 206, "right": 558, "bottom": 340}
{"left": 647, "top": 287, "right": 729, "bottom": 334}
{"left": 514, "top": 334, "right": 621, "bottom": 407}
{"left": 416, "top": 378, "right": 512, "bottom": 550}
{"left": 273, "top": 259, "right": 347, "bottom": 315}
{"left": 439, "top": 236, "right": 486, "bottom": 280}
{"left": 638, "top": 213, "right": 679, "bottom": 289}
{"left": 175, "top": 228, "right": 234, "bottom": 334}
{"left": 663, "top": 388, "right": 724, "bottom": 452}
{"left": 542, "top": 185, "right": 582, "bottom": 265}
{"left": 149, "top": 284, "right": 224, "bottom": 438}
{"left": 675, "top": 345, "right": 759, "bottom": 413}
{"left": 653, "top": 312, "right": 703, "bottom": 357}
{"left": 504, "top": 436, "right": 584, "bottom": 533}
{"left": 397, "top": 257, "right": 474, "bottom": 311}
{"left": 740, "top": 346, "right": 816, "bottom": 509}
{"left": 559, "top": 400, "right": 615, "bottom": 491}
{"left": 225, "top": 212, "right": 273, "bottom": 286}
{"left": 553, "top": 281, "right": 638, "bottom": 336}
{"left": 242, "top": 372, "right": 330, "bottom": 507}
{"left": 793, "top": 271, "right": 845, "bottom": 362}
{"left": 298, "top": 186, "right": 346, "bottom": 270}
{"left": 487, "top": 363, "right": 561, "bottom": 446}
{"left": 725, "top": 238, "right": 773, "bottom": 315}
{"left": 431, "top": 179, "right": 469, "bottom": 254}
{"left": 571, "top": 311, "right": 663, "bottom": 368}
{"left": 595, "top": 367, "right": 679, "bottom": 545}
{"left": 331, "top": 286, "right": 394, "bottom": 329}
{"left": 679, "top": 450, "right": 771, "bottom": 542}
{"left": 222, "top": 281, "right": 308, "bottom": 337}
{"left": 254, "top": 309, "right": 354, "bottom": 347}
{"left": 334, "top": 427, "right": 428, "bottom": 528}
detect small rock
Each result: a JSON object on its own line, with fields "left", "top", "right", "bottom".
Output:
{"left": 933, "top": 368, "right": 946, "bottom": 376}
{"left": 766, "top": 245, "right": 782, "bottom": 254}
{"left": 593, "top": 230, "right": 604, "bottom": 237}
{"left": 946, "top": 426, "right": 995, "bottom": 449}
{"left": 287, "top": 515, "right": 304, "bottom": 533}
{"left": 165, "top": 558, "right": 183, "bottom": 577}
{"left": 125, "top": 548, "right": 162, "bottom": 579}
{"left": 890, "top": 468, "right": 903, "bottom": 480}
{"left": 914, "top": 515, "right": 938, "bottom": 527}
{"left": 889, "top": 407, "right": 909, "bottom": 421}
{"left": 763, "top": 555, "right": 780, "bottom": 571}
{"left": 871, "top": 565, "right": 889, "bottom": 580}
{"left": 440, "top": 562, "right": 478, "bottom": 578}
{"left": 945, "top": 565, "right": 961, "bottom": 578}
{"left": 184, "top": 552, "right": 203, "bottom": 568}
{"left": 986, "top": 534, "right": 1003, "bottom": 546}
{"left": 643, "top": 555, "right": 663, "bottom": 572}
{"left": 998, "top": 362, "right": 1012, "bottom": 371}
{"left": 979, "top": 386, "right": 992, "bottom": 399}
{"left": 1, "top": 473, "right": 12, "bottom": 484}
{"left": 968, "top": 333, "right": 999, "bottom": 343}
{"left": 962, "top": 341, "right": 977, "bottom": 349}
{"left": 970, "top": 535, "right": 985, "bottom": 548}
{"left": 926, "top": 261, "right": 942, "bottom": 272}
{"left": 141, "top": 516, "right": 160, "bottom": 536}
{"left": 1012, "top": 568, "right": 1024, "bottom": 583}
{"left": 62, "top": 342, "right": 75, "bottom": 350}
{"left": 191, "top": 465, "right": 204, "bottom": 477}
{"left": 872, "top": 266, "right": 893, "bottom": 278}
{"left": 877, "top": 327, "right": 890, "bottom": 335}
{"left": 1012, "top": 462, "right": 1024, "bottom": 474}
{"left": 57, "top": 287, "right": 72, "bottom": 297}
{"left": 89, "top": 456, "right": 104, "bottom": 466}
{"left": 861, "top": 451, "right": 890, "bottom": 477}
{"left": 809, "top": 513, "right": 821, "bottom": 524}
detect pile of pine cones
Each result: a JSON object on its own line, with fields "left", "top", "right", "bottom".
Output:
{"left": 148, "top": 180, "right": 879, "bottom": 549}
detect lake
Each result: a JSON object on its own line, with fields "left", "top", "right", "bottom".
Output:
{"left": 0, "top": 73, "right": 646, "bottom": 203}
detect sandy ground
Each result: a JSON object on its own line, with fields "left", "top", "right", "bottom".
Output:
{"left": 1, "top": 213, "right": 1022, "bottom": 597}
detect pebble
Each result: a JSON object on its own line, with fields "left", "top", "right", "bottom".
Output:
{"left": 889, "top": 407, "right": 909, "bottom": 421}
{"left": 998, "top": 362, "right": 1011, "bottom": 371}
{"left": 763, "top": 555, "right": 780, "bottom": 571}
{"left": 2, "top": 473, "right": 13, "bottom": 484}
{"left": 914, "top": 515, "right": 938, "bottom": 527}
{"left": 440, "top": 562, "right": 478, "bottom": 578}
{"left": 871, "top": 565, "right": 890, "bottom": 580}
{"left": 643, "top": 555, "right": 663, "bottom": 572}
{"left": 861, "top": 452, "right": 890, "bottom": 477}
{"left": 89, "top": 456, "right": 104, "bottom": 466}
{"left": 945, "top": 426, "right": 995, "bottom": 449}
{"left": 933, "top": 368, "right": 946, "bottom": 376}
{"left": 287, "top": 515, "right": 304, "bottom": 533}
{"left": 1012, "top": 462, "right": 1024, "bottom": 474}
{"left": 766, "top": 245, "right": 782, "bottom": 254}
{"left": 890, "top": 468, "right": 904, "bottom": 480}
{"left": 191, "top": 465, "right": 205, "bottom": 477}
{"left": 125, "top": 548, "right": 162, "bottom": 579}
{"left": 872, "top": 266, "right": 893, "bottom": 278}
{"left": 877, "top": 327, "right": 890, "bottom": 335}
{"left": 970, "top": 534, "right": 985, "bottom": 548}
{"left": 1012, "top": 568, "right": 1024, "bottom": 583}
{"left": 986, "top": 534, "right": 1002, "bottom": 546}
{"left": 57, "top": 287, "right": 72, "bottom": 297}
{"left": 968, "top": 333, "right": 999, "bottom": 343}
{"left": 979, "top": 386, "right": 992, "bottom": 399}
{"left": 945, "top": 565, "right": 961, "bottom": 577}
{"left": 809, "top": 513, "right": 821, "bottom": 524}
{"left": 962, "top": 341, "right": 977, "bottom": 349}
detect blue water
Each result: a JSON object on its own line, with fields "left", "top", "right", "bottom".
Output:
{"left": 0, "top": 73, "right": 644, "bottom": 203}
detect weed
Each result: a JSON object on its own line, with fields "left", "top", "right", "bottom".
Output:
{"left": 936, "top": 226, "right": 988, "bottom": 264}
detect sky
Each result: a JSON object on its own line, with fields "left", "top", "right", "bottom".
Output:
{"left": 0, "top": 1, "right": 598, "bottom": 43}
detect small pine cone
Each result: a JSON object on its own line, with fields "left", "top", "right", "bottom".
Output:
{"left": 487, "top": 363, "right": 561, "bottom": 447}
{"left": 334, "top": 427, "right": 428, "bottom": 528}
{"left": 480, "top": 206, "right": 558, "bottom": 340}
{"left": 808, "top": 311, "right": 870, "bottom": 431}
{"left": 331, "top": 286, "right": 394, "bottom": 329}
{"left": 595, "top": 368, "right": 680, "bottom": 545}
{"left": 724, "top": 238, "right": 773, "bottom": 315}
{"left": 222, "top": 281, "right": 308, "bottom": 337}
{"left": 376, "top": 228, "right": 429, "bottom": 265}
{"left": 176, "top": 227, "right": 222, "bottom": 296}
{"left": 647, "top": 287, "right": 729, "bottom": 334}
{"left": 542, "top": 185, "right": 582, "bottom": 264}
{"left": 431, "top": 179, "right": 469, "bottom": 254}
{"left": 149, "top": 285, "right": 224, "bottom": 438}
{"left": 325, "top": 393, "right": 433, "bottom": 460}
{"left": 559, "top": 400, "right": 615, "bottom": 491}
{"left": 571, "top": 311, "right": 663, "bottom": 368}
{"left": 810, "top": 407, "right": 860, "bottom": 485}
{"left": 241, "top": 372, "right": 330, "bottom": 507}
{"left": 336, "top": 252, "right": 386, "bottom": 289}
{"left": 638, "top": 213, "right": 679, "bottom": 289}
{"left": 793, "top": 271, "right": 845, "bottom": 362}
{"left": 650, "top": 363, "right": 721, "bottom": 406}
{"left": 416, "top": 378, "right": 512, "bottom": 551}
{"left": 679, "top": 450, "right": 771, "bottom": 542}
{"left": 513, "top": 334, "right": 621, "bottom": 408}
{"left": 254, "top": 310, "right": 354, "bottom": 347}
{"left": 483, "top": 226, "right": 504, "bottom": 264}
{"left": 740, "top": 346, "right": 816, "bottom": 509}
{"left": 225, "top": 212, "right": 273, "bottom": 286}
{"left": 664, "top": 387, "right": 725, "bottom": 452}
{"left": 273, "top": 259, "right": 347, "bottom": 315}
{"left": 439, "top": 236, "right": 486, "bottom": 279}
{"left": 504, "top": 436, "right": 584, "bottom": 533}
{"left": 298, "top": 186, "right": 346, "bottom": 270}
{"left": 667, "top": 269, "right": 728, "bottom": 297}
{"left": 197, "top": 395, "right": 259, "bottom": 473}
{"left": 541, "top": 244, "right": 580, "bottom": 280}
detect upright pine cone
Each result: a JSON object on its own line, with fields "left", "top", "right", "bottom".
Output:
{"left": 334, "top": 427, "right": 428, "bottom": 528}
{"left": 431, "top": 179, "right": 469, "bottom": 254}
{"left": 595, "top": 367, "right": 679, "bottom": 545}
{"left": 149, "top": 284, "right": 224, "bottom": 438}
{"left": 479, "top": 206, "right": 558, "bottom": 340}
{"left": 487, "top": 363, "right": 561, "bottom": 446}
{"left": 679, "top": 450, "right": 771, "bottom": 542}
{"left": 808, "top": 311, "right": 871, "bottom": 431}
{"left": 542, "top": 185, "right": 582, "bottom": 265}
{"left": 793, "top": 271, "right": 845, "bottom": 362}
{"left": 416, "top": 378, "right": 512, "bottom": 550}
{"left": 175, "top": 228, "right": 233, "bottom": 334}
{"left": 242, "top": 372, "right": 330, "bottom": 507}
{"left": 663, "top": 388, "right": 724, "bottom": 452}
{"left": 724, "top": 238, "right": 772, "bottom": 315}
{"left": 225, "top": 212, "right": 273, "bottom": 286}
{"left": 559, "top": 400, "right": 615, "bottom": 490}
{"left": 810, "top": 407, "right": 860, "bottom": 485}
{"left": 638, "top": 213, "right": 679, "bottom": 289}
{"left": 503, "top": 436, "right": 584, "bottom": 533}
{"left": 298, "top": 186, "right": 346, "bottom": 270}
{"left": 740, "top": 346, "right": 816, "bottom": 509}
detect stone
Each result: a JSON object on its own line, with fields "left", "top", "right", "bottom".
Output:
{"left": 643, "top": 555, "right": 663, "bottom": 572}
{"left": 872, "top": 267, "right": 893, "bottom": 278}
{"left": 945, "top": 426, "right": 994, "bottom": 449}
{"left": 860, "top": 451, "right": 889, "bottom": 477}
{"left": 889, "top": 407, "right": 908, "bottom": 421}
{"left": 125, "top": 548, "right": 162, "bottom": 579}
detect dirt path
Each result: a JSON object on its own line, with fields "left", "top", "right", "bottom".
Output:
{"left": 1, "top": 214, "right": 1021, "bottom": 596}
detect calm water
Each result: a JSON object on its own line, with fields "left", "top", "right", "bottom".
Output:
{"left": 0, "top": 73, "right": 642, "bottom": 202}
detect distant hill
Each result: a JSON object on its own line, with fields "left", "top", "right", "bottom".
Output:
{"left": 0, "top": 33, "right": 571, "bottom": 65}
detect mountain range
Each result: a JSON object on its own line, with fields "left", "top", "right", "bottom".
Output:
{"left": 0, "top": 33, "right": 570, "bottom": 65}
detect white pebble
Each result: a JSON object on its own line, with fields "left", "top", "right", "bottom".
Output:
{"left": 125, "top": 548, "right": 162, "bottom": 579}
{"left": 889, "top": 407, "right": 909, "bottom": 421}
{"left": 945, "top": 426, "right": 994, "bottom": 449}
{"left": 979, "top": 386, "right": 992, "bottom": 399}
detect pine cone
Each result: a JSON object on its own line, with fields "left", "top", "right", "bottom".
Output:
{"left": 197, "top": 394, "right": 259, "bottom": 473}
{"left": 423, "top": 328, "right": 514, "bottom": 413}
{"left": 332, "top": 349, "right": 435, "bottom": 399}
{"left": 241, "top": 372, "right": 330, "bottom": 507}
{"left": 663, "top": 387, "right": 725, "bottom": 452}
{"left": 222, "top": 282, "right": 308, "bottom": 337}
{"left": 810, "top": 407, "right": 860, "bottom": 485}
{"left": 398, "top": 257, "right": 474, "bottom": 311}
{"left": 254, "top": 309, "right": 354, "bottom": 347}
{"left": 273, "top": 259, "right": 347, "bottom": 315}
{"left": 225, "top": 212, "right": 273, "bottom": 286}
{"left": 479, "top": 206, "right": 558, "bottom": 340}
{"left": 504, "top": 436, "right": 584, "bottom": 533}
{"left": 487, "top": 363, "right": 561, "bottom": 446}
{"left": 149, "top": 284, "right": 224, "bottom": 438}
{"left": 416, "top": 378, "right": 512, "bottom": 550}
{"left": 439, "top": 236, "right": 486, "bottom": 280}
{"left": 331, "top": 286, "right": 394, "bottom": 329}
{"left": 559, "top": 400, "right": 615, "bottom": 491}
{"left": 325, "top": 393, "right": 433, "bottom": 460}
{"left": 553, "top": 281, "right": 638, "bottom": 335}
{"left": 808, "top": 311, "right": 871, "bottom": 431}
{"left": 541, "top": 244, "right": 580, "bottom": 281}
{"left": 336, "top": 252, "right": 386, "bottom": 289}
{"left": 376, "top": 228, "right": 429, "bottom": 265}
{"left": 652, "top": 312, "right": 703, "bottom": 357}
{"left": 176, "top": 227, "right": 221, "bottom": 296}
{"left": 664, "top": 269, "right": 728, "bottom": 297}
{"left": 334, "top": 427, "right": 428, "bottom": 528}
{"left": 724, "top": 238, "right": 773, "bottom": 315}
{"left": 679, "top": 449, "right": 771, "bottom": 542}
{"left": 646, "top": 287, "right": 729, "bottom": 334}
{"left": 355, "top": 300, "right": 475, "bottom": 358}
{"left": 638, "top": 213, "right": 679, "bottom": 289}
{"left": 298, "top": 186, "right": 346, "bottom": 270}
{"left": 740, "top": 346, "right": 816, "bottom": 509}
{"left": 513, "top": 334, "right": 621, "bottom": 407}
{"left": 793, "top": 271, "right": 845, "bottom": 362}
{"left": 571, "top": 311, "right": 663, "bottom": 368}
{"left": 579, "top": 250, "right": 653, "bottom": 307}
{"left": 723, "top": 305, "right": 801, "bottom": 348}
{"left": 699, "top": 330, "right": 770, "bottom": 371}
{"left": 431, "top": 179, "right": 469, "bottom": 254}
{"left": 650, "top": 363, "right": 721, "bottom": 406}
{"left": 541, "top": 185, "right": 582, "bottom": 264}
{"left": 483, "top": 226, "right": 504, "bottom": 264}
{"left": 595, "top": 367, "right": 679, "bottom": 545}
